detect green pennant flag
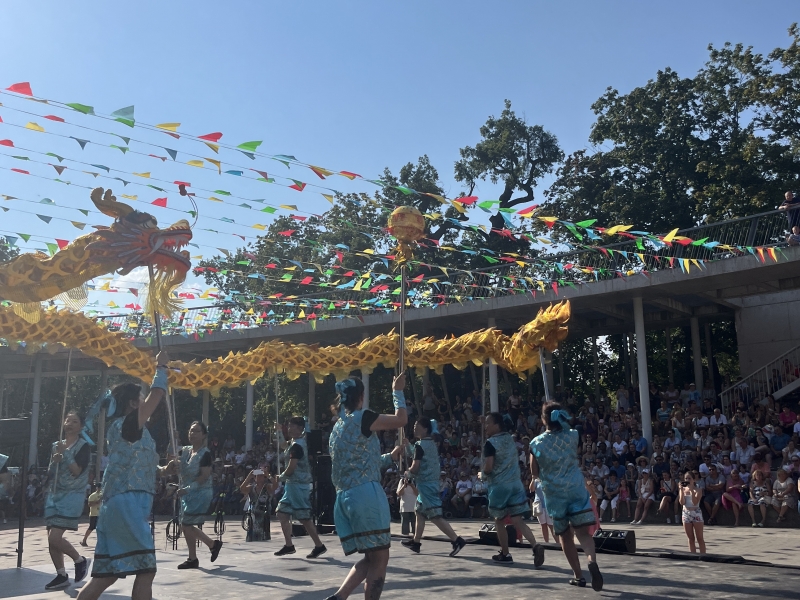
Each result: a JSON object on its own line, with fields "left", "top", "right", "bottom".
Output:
{"left": 66, "top": 103, "right": 95, "bottom": 115}
{"left": 46, "top": 152, "right": 65, "bottom": 162}
{"left": 214, "top": 190, "right": 231, "bottom": 196}
{"left": 78, "top": 209, "right": 89, "bottom": 216}
{"left": 17, "top": 233, "right": 31, "bottom": 242}
{"left": 394, "top": 186, "right": 414, "bottom": 195}
{"left": 635, "top": 237, "right": 644, "bottom": 251}
{"left": 147, "top": 185, "right": 166, "bottom": 192}
{"left": 110, "top": 145, "right": 129, "bottom": 154}
{"left": 237, "top": 141, "right": 262, "bottom": 152}
{"left": 563, "top": 223, "right": 583, "bottom": 241}
{"left": 257, "top": 177, "right": 275, "bottom": 183}
{"left": 483, "top": 256, "right": 500, "bottom": 264}
{"left": 111, "top": 106, "right": 135, "bottom": 128}
{"left": 46, "top": 242, "right": 58, "bottom": 255}
{"left": 261, "top": 206, "right": 277, "bottom": 213}
{"left": 575, "top": 219, "right": 598, "bottom": 228}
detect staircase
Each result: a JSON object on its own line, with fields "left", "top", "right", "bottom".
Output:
{"left": 720, "top": 344, "right": 800, "bottom": 414}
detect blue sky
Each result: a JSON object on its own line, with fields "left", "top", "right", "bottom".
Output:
{"left": 0, "top": 1, "right": 795, "bottom": 309}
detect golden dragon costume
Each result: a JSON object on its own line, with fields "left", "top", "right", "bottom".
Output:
{"left": 0, "top": 186, "right": 570, "bottom": 392}
{"left": 0, "top": 187, "right": 192, "bottom": 319}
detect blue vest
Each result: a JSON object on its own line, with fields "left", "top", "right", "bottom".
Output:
{"left": 329, "top": 410, "right": 381, "bottom": 492}
{"left": 48, "top": 438, "right": 89, "bottom": 496}
{"left": 179, "top": 445, "right": 212, "bottom": 493}
{"left": 485, "top": 432, "right": 520, "bottom": 486}
{"left": 102, "top": 416, "right": 158, "bottom": 500}
{"left": 415, "top": 438, "right": 440, "bottom": 486}
{"left": 285, "top": 437, "right": 312, "bottom": 485}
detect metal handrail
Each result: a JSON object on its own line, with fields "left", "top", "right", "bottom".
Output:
{"left": 720, "top": 343, "right": 800, "bottom": 415}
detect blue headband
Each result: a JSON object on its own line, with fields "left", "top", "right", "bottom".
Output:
{"left": 335, "top": 378, "right": 357, "bottom": 406}
{"left": 551, "top": 409, "right": 571, "bottom": 429}
{"left": 81, "top": 389, "right": 117, "bottom": 446}
{"left": 304, "top": 416, "right": 311, "bottom": 433}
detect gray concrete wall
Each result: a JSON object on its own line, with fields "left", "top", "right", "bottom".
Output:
{"left": 736, "top": 289, "right": 800, "bottom": 376}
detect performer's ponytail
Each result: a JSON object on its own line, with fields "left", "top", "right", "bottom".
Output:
{"left": 335, "top": 377, "right": 365, "bottom": 413}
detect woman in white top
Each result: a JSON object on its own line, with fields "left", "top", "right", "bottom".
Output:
{"left": 679, "top": 471, "right": 706, "bottom": 554}
{"left": 630, "top": 469, "right": 655, "bottom": 525}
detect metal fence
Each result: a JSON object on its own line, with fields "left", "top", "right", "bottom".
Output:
{"left": 95, "top": 208, "right": 797, "bottom": 338}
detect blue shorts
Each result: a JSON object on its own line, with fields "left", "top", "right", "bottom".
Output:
{"left": 45, "top": 490, "right": 85, "bottom": 531}
{"left": 180, "top": 487, "right": 213, "bottom": 526}
{"left": 334, "top": 481, "right": 391, "bottom": 556}
{"left": 415, "top": 481, "right": 443, "bottom": 520}
{"left": 488, "top": 481, "right": 529, "bottom": 520}
{"left": 93, "top": 491, "right": 156, "bottom": 578}
{"left": 276, "top": 482, "right": 312, "bottom": 521}
{"left": 549, "top": 489, "right": 596, "bottom": 537}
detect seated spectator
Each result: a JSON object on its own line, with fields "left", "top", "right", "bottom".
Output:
{"left": 771, "top": 469, "right": 797, "bottom": 523}
{"left": 632, "top": 430, "right": 648, "bottom": 455}
{"left": 748, "top": 470, "right": 772, "bottom": 527}
{"left": 770, "top": 426, "right": 791, "bottom": 461}
{"left": 732, "top": 437, "right": 755, "bottom": 469}
{"left": 751, "top": 453, "right": 772, "bottom": 482}
{"left": 631, "top": 469, "right": 655, "bottom": 525}
{"left": 470, "top": 472, "right": 488, "bottom": 518}
{"left": 583, "top": 433, "right": 597, "bottom": 456}
{"left": 787, "top": 224, "right": 800, "bottom": 246}
{"left": 653, "top": 454, "right": 670, "bottom": 479}
{"left": 656, "top": 470, "right": 679, "bottom": 524}
{"left": 672, "top": 409, "right": 687, "bottom": 432}
{"left": 694, "top": 412, "right": 710, "bottom": 429}
{"left": 609, "top": 457, "right": 625, "bottom": 480}
{"left": 599, "top": 471, "right": 621, "bottom": 523}
{"left": 656, "top": 401, "right": 672, "bottom": 424}
{"left": 722, "top": 470, "right": 746, "bottom": 526}
{"left": 663, "top": 429, "right": 679, "bottom": 452}
{"left": 710, "top": 409, "right": 727, "bottom": 427}
{"left": 591, "top": 458, "right": 610, "bottom": 481}
{"left": 703, "top": 465, "right": 726, "bottom": 525}
{"left": 617, "top": 478, "right": 632, "bottom": 519}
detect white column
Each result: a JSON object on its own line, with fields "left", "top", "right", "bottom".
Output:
{"left": 690, "top": 316, "right": 703, "bottom": 388}
{"left": 245, "top": 381, "right": 254, "bottom": 450}
{"left": 665, "top": 328, "right": 674, "bottom": 384}
{"left": 202, "top": 390, "right": 210, "bottom": 426}
{"left": 361, "top": 371, "right": 369, "bottom": 408}
{"left": 633, "top": 298, "right": 652, "bottom": 445}
{"left": 28, "top": 356, "right": 43, "bottom": 467}
{"left": 592, "top": 336, "right": 600, "bottom": 400}
{"left": 704, "top": 323, "right": 715, "bottom": 392}
{"left": 308, "top": 374, "right": 317, "bottom": 425}
{"left": 488, "top": 318, "right": 499, "bottom": 412}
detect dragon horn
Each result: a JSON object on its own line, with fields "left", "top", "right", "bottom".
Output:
{"left": 90, "top": 186, "right": 134, "bottom": 220}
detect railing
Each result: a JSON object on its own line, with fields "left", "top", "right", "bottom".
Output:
{"left": 95, "top": 208, "right": 798, "bottom": 339}
{"left": 720, "top": 344, "right": 800, "bottom": 415}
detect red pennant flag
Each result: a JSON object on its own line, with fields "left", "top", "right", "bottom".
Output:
{"left": 251, "top": 169, "right": 269, "bottom": 179}
{"left": 129, "top": 288, "right": 139, "bottom": 297}
{"left": 265, "top": 263, "right": 277, "bottom": 269}
{"left": 0, "top": 139, "right": 14, "bottom": 147}
{"left": 291, "top": 215, "right": 307, "bottom": 221}
{"left": 44, "top": 115, "right": 65, "bottom": 122}
{"left": 411, "top": 274, "right": 424, "bottom": 283}
{"left": 551, "top": 282, "right": 559, "bottom": 295}
{"left": 198, "top": 132, "right": 223, "bottom": 142}
{"left": 335, "top": 251, "right": 344, "bottom": 264}
{"left": 300, "top": 276, "right": 313, "bottom": 285}
{"left": 174, "top": 180, "right": 191, "bottom": 187}
{"left": 6, "top": 82, "right": 33, "bottom": 96}
{"left": 151, "top": 197, "right": 167, "bottom": 207}
{"left": 516, "top": 204, "right": 539, "bottom": 216}
{"left": 278, "top": 230, "right": 296, "bottom": 236}
{"left": 339, "top": 171, "right": 361, "bottom": 179}
{"left": 289, "top": 181, "right": 307, "bottom": 192}
{"left": 55, "top": 239, "right": 70, "bottom": 250}
{"left": 343, "top": 271, "right": 354, "bottom": 277}
{"left": 453, "top": 196, "right": 478, "bottom": 205}
{"left": 11, "top": 168, "right": 29, "bottom": 174}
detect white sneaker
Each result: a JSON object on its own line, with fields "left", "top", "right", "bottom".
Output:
{"left": 598, "top": 517, "right": 603, "bottom": 523}
{"left": 610, "top": 518, "right": 616, "bottom": 523}
{"left": 630, "top": 520, "right": 639, "bottom": 525}
{"left": 666, "top": 518, "right": 671, "bottom": 524}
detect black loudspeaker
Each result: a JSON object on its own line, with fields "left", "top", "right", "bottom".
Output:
{"left": 0, "top": 418, "right": 29, "bottom": 446}
{"left": 292, "top": 523, "right": 309, "bottom": 537}
{"left": 593, "top": 529, "right": 636, "bottom": 554}
{"left": 307, "top": 430, "right": 323, "bottom": 455}
{"left": 314, "top": 455, "right": 336, "bottom": 526}
{"left": 477, "top": 523, "right": 518, "bottom": 547}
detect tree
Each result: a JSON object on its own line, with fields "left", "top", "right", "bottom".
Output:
{"left": 455, "top": 100, "right": 564, "bottom": 252}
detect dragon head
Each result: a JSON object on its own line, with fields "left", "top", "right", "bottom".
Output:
{"left": 86, "top": 187, "right": 193, "bottom": 314}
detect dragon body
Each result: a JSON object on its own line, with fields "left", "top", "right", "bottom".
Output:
{"left": 0, "top": 301, "right": 570, "bottom": 392}
{"left": 0, "top": 188, "right": 192, "bottom": 315}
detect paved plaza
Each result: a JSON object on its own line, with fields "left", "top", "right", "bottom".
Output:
{"left": 1, "top": 518, "right": 798, "bottom": 599}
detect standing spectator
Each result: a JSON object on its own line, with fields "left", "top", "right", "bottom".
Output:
{"left": 615, "top": 385, "right": 629, "bottom": 413}
{"left": 397, "top": 473, "right": 417, "bottom": 536}
{"left": 778, "top": 190, "right": 800, "bottom": 230}
{"left": 679, "top": 471, "right": 706, "bottom": 554}
{"left": 80, "top": 485, "right": 102, "bottom": 547}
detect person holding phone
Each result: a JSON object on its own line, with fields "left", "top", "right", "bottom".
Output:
{"left": 240, "top": 468, "right": 275, "bottom": 542}
{"left": 679, "top": 471, "right": 706, "bottom": 554}
{"left": 274, "top": 416, "right": 327, "bottom": 559}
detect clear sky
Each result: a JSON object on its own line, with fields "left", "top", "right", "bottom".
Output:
{"left": 0, "top": 1, "right": 796, "bottom": 307}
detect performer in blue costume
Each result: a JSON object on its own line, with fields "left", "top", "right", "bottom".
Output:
{"left": 324, "top": 373, "right": 407, "bottom": 600}
{"left": 274, "top": 416, "right": 327, "bottom": 559}
{"left": 77, "top": 351, "right": 169, "bottom": 600}
{"left": 529, "top": 402, "right": 603, "bottom": 591}
{"left": 174, "top": 420, "right": 223, "bottom": 569}
{"left": 44, "top": 411, "right": 91, "bottom": 590}
{"left": 482, "top": 412, "right": 544, "bottom": 564}
{"left": 401, "top": 417, "right": 466, "bottom": 556}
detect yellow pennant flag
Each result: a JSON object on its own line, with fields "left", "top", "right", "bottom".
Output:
{"left": 208, "top": 196, "right": 223, "bottom": 202}
{"left": 424, "top": 193, "right": 447, "bottom": 204}
{"left": 682, "top": 258, "right": 691, "bottom": 273}
{"left": 121, "top": 194, "right": 138, "bottom": 200}
{"left": 298, "top": 309, "right": 306, "bottom": 319}
{"left": 450, "top": 200, "right": 466, "bottom": 214}
{"left": 191, "top": 255, "right": 203, "bottom": 260}
{"left": 353, "top": 279, "right": 363, "bottom": 291}
{"left": 206, "top": 158, "right": 222, "bottom": 174}
{"left": 133, "top": 172, "right": 150, "bottom": 178}
{"left": 252, "top": 224, "right": 266, "bottom": 230}
{"left": 280, "top": 204, "right": 298, "bottom": 211}
{"left": 604, "top": 224, "right": 633, "bottom": 236}
{"left": 203, "top": 142, "right": 219, "bottom": 153}
{"left": 691, "top": 259, "right": 701, "bottom": 269}
{"left": 187, "top": 160, "right": 204, "bottom": 168}
{"left": 662, "top": 227, "right": 680, "bottom": 243}
{"left": 321, "top": 194, "right": 334, "bottom": 204}
{"left": 156, "top": 122, "right": 180, "bottom": 132}
{"left": 25, "top": 122, "right": 45, "bottom": 132}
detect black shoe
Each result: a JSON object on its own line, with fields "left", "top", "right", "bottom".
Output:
{"left": 45, "top": 574, "right": 70, "bottom": 590}
{"left": 74, "top": 557, "right": 90, "bottom": 583}
{"left": 274, "top": 545, "right": 296, "bottom": 556}
{"left": 569, "top": 577, "right": 586, "bottom": 587}
{"left": 532, "top": 543, "right": 545, "bottom": 567}
{"left": 210, "top": 540, "right": 223, "bottom": 562}
{"left": 401, "top": 539, "right": 421, "bottom": 553}
{"left": 177, "top": 558, "right": 199, "bottom": 569}
{"left": 307, "top": 544, "right": 327, "bottom": 559}
{"left": 492, "top": 551, "right": 513, "bottom": 563}
{"left": 449, "top": 536, "right": 466, "bottom": 557}
{"left": 589, "top": 561, "right": 603, "bottom": 592}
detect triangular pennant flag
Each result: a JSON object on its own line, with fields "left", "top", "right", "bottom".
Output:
{"left": 78, "top": 209, "right": 89, "bottom": 216}
{"left": 70, "top": 137, "right": 89, "bottom": 149}
{"left": 37, "top": 214, "right": 52, "bottom": 223}
{"left": 44, "top": 115, "right": 65, "bottom": 122}
{"left": 203, "top": 142, "right": 220, "bottom": 153}
{"left": 110, "top": 145, "right": 129, "bottom": 154}
{"left": 164, "top": 148, "right": 178, "bottom": 161}
{"left": 51, "top": 164, "right": 66, "bottom": 175}
{"left": 55, "top": 239, "right": 70, "bottom": 250}
{"left": 66, "top": 103, "right": 94, "bottom": 115}
{"left": 6, "top": 82, "right": 33, "bottom": 96}
{"left": 156, "top": 122, "right": 180, "bottom": 132}
{"left": 46, "top": 242, "right": 59, "bottom": 255}
{"left": 237, "top": 141, "right": 262, "bottom": 152}
{"left": 199, "top": 132, "right": 223, "bottom": 142}
{"left": 187, "top": 160, "right": 204, "bottom": 168}
{"left": 90, "top": 164, "right": 110, "bottom": 173}
{"left": 17, "top": 233, "right": 31, "bottom": 242}
{"left": 71, "top": 221, "right": 86, "bottom": 230}
{"left": 5, "top": 236, "right": 17, "bottom": 246}
{"left": 151, "top": 198, "right": 167, "bottom": 207}
{"left": 322, "top": 194, "right": 334, "bottom": 204}
{"left": 309, "top": 166, "right": 333, "bottom": 179}
{"left": 133, "top": 172, "right": 150, "bottom": 178}
{"left": 206, "top": 158, "right": 222, "bottom": 174}
{"left": 111, "top": 105, "right": 135, "bottom": 127}
{"left": 46, "top": 152, "right": 64, "bottom": 161}
{"left": 289, "top": 180, "right": 306, "bottom": 192}
{"left": 0, "top": 139, "right": 14, "bottom": 147}
{"left": 25, "top": 122, "right": 45, "bottom": 132}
